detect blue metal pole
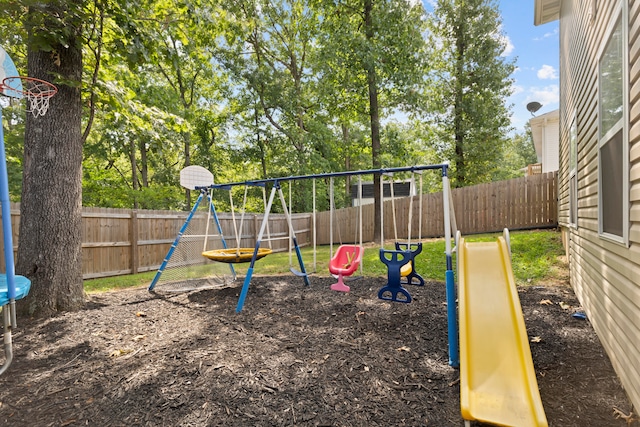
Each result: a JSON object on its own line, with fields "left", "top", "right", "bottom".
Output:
{"left": 445, "top": 262, "right": 459, "bottom": 367}
{"left": 0, "top": 107, "right": 17, "bottom": 301}
{"left": 276, "top": 185, "right": 309, "bottom": 286}
{"left": 236, "top": 183, "right": 278, "bottom": 312}
{"left": 148, "top": 191, "right": 204, "bottom": 291}
{"left": 442, "top": 164, "right": 459, "bottom": 367}
{"left": 292, "top": 240, "right": 309, "bottom": 285}
{"left": 208, "top": 164, "right": 449, "bottom": 190}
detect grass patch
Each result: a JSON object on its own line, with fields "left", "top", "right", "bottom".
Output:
{"left": 84, "top": 229, "right": 566, "bottom": 292}
{"left": 506, "top": 230, "right": 566, "bottom": 284}
{"left": 84, "top": 271, "right": 157, "bottom": 293}
{"left": 460, "top": 230, "right": 566, "bottom": 283}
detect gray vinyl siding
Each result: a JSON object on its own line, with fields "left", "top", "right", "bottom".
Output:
{"left": 557, "top": 0, "right": 640, "bottom": 410}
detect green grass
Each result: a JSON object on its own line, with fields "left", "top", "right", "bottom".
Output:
{"left": 84, "top": 271, "right": 158, "bottom": 293}
{"left": 461, "top": 229, "right": 566, "bottom": 284}
{"left": 83, "top": 229, "right": 567, "bottom": 293}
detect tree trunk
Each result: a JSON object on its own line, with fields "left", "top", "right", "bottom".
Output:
{"left": 139, "top": 139, "right": 149, "bottom": 187}
{"left": 184, "top": 132, "right": 191, "bottom": 208}
{"left": 130, "top": 137, "right": 139, "bottom": 209}
{"left": 17, "top": 17, "right": 84, "bottom": 317}
{"left": 364, "top": 0, "right": 383, "bottom": 241}
{"left": 342, "top": 124, "right": 351, "bottom": 202}
{"left": 453, "top": 19, "right": 466, "bottom": 187}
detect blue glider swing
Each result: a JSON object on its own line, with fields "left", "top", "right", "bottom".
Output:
{"left": 377, "top": 171, "right": 425, "bottom": 303}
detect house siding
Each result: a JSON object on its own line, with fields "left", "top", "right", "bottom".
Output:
{"left": 557, "top": 0, "right": 640, "bottom": 410}
{"left": 530, "top": 110, "right": 560, "bottom": 172}
{"left": 543, "top": 121, "right": 560, "bottom": 172}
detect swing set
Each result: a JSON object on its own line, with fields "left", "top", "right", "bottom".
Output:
{"left": 148, "top": 166, "right": 237, "bottom": 292}
{"left": 149, "top": 163, "right": 459, "bottom": 367}
{"left": 151, "top": 164, "right": 454, "bottom": 309}
{"left": 149, "top": 168, "right": 311, "bottom": 300}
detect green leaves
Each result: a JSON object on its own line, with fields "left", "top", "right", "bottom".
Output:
{"left": 2, "top": 0, "right": 523, "bottom": 211}
{"left": 425, "top": 0, "right": 516, "bottom": 187}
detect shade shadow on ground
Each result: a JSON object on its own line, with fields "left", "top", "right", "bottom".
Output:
{"left": 0, "top": 275, "right": 636, "bottom": 426}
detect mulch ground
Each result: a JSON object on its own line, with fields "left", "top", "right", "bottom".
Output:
{"left": 0, "top": 275, "right": 637, "bottom": 426}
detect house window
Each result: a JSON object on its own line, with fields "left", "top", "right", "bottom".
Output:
{"left": 598, "top": 7, "right": 628, "bottom": 244}
{"left": 569, "top": 115, "right": 577, "bottom": 227}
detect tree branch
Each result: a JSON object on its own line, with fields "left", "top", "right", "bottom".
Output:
{"left": 82, "top": 0, "right": 103, "bottom": 144}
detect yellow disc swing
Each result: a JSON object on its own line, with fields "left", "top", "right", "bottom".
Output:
{"left": 202, "top": 185, "right": 272, "bottom": 263}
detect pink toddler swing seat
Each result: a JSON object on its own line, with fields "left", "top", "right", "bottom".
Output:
{"left": 328, "top": 245, "right": 364, "bottom": 292}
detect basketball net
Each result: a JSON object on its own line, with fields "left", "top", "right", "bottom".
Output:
{"left": 1, "top": 76, "right": 57, "bottom": 117}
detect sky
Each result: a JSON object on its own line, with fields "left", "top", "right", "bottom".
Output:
{"left": 497, "top": 1, "right": 560, "bottom": 133}
{"left": 416, "top": 0, "right": 560, "bottom": 134}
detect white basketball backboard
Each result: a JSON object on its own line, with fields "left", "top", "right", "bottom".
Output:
{"left": 180, "top": 165, "right": 214, "bottom": 190}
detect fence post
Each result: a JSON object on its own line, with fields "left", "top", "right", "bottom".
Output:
{"left": 130, "top": 210, "right": 138, "bottom": 275}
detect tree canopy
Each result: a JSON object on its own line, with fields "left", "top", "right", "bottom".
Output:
{"left": 425, "top": 0, "right": 516, "bottom": 187}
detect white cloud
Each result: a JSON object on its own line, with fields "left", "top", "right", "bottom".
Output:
{"left": 502, "top": 34, "right": 515, "bottom": 56}
{"left": 526, "top": 85, "right": 559, "bottom": 106}
{"left": 534, "top": 27, "right": 559, "bottom": 41}
{"left": 537, "top": 64, "right": 558, "bottom": 80}
{"left": 511, "top": 85, "right": 524, "bottom": 96}
{"left": 495, "top": 24, "right": 514, "bottom": 57}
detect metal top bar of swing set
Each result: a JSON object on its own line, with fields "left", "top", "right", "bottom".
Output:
{"left": 197, "top": 163, "right": 450, "bottom": 190}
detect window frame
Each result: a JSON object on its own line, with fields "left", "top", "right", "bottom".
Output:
{"left": 597, "top": 2, "right": 629, "bottom": 245}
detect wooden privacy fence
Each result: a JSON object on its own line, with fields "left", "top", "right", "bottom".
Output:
{"left": 0, "top": 172, "right": 556, "bottom": 279}
{"left": 315, "top": 171, "right": 557, "bottom": 243}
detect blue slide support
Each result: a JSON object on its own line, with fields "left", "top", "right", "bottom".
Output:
{"left": 441, "top": 164, "right": 459, "bottom": 368}
{"left": 446, "top": 260, "right": 459, "bottom": 367}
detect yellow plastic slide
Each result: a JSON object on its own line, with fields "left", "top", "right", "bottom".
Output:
{"left": 458, "top": 236, "right": 548, "bottom": 427}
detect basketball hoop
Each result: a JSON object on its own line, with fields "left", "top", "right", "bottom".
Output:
{"left": 1, "top": 76, "right": 57, "bottom": 117}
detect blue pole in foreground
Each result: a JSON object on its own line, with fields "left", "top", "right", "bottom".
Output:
{"left": 0, "top": 108, "right": 17, "bottom": 301}
{"left": 441, "top": 164, "right": 459, "bottom": 367}
{"left": 236, "top": 184, "right": 278, "bottom": 312}
{"left": 445, "top": 265, "right": 459, "bottom": 367}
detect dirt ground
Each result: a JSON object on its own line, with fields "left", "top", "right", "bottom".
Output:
{"left": 0, "top": 275, "right": 637, "bottom": 427}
